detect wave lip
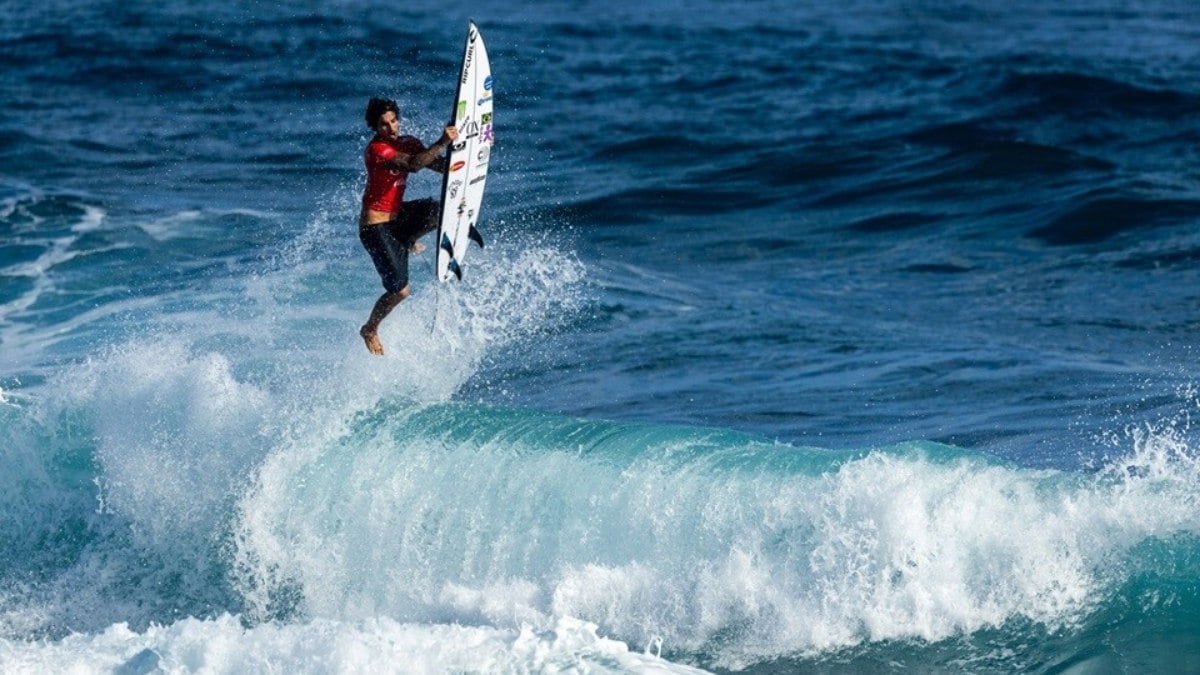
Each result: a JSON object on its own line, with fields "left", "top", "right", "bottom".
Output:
{"left": 228, "top": 403, "right": 1200, "bottom": 669}
{"left": 6, "top": 398, "right": 1200, "bottom": 671}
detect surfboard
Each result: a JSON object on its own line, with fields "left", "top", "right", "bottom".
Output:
{"left": 436, "top": 21, "right": 493, "bottom": 282}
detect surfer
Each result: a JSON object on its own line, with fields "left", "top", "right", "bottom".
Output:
{"left": 357, "top": 97, "right": 459, "bottom": 356}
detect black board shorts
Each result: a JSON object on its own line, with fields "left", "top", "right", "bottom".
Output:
{"left": 360, "top": 198, "right": 439, "bottom": 293}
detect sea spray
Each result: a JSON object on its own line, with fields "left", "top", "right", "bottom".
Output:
{"left": 0, "top": 216, "right": 588, "bottom": 642}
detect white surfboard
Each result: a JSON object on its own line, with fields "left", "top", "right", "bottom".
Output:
{"left": 436, "top": 21, "right": 493, "bottom": 281}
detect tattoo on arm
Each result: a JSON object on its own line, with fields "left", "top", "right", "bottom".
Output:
{"left": 389, "top": 141, "right": 451, "bottom": 173}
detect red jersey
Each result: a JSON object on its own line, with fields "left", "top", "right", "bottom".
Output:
{"left": 362, "top": 135, "right": 425, "bottom": 213}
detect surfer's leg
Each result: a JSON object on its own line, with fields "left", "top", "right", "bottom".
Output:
{"left": 415, "top": 198, "right": 439, "bottom": 239}
{"left": 360, "top": 286, "right": 409, "bottom": 355}
{"left": 359, "top": 221, "right": 412, "bottom": 355}
{"left": 396, "top": 199, "right": 439, "bottom": 253}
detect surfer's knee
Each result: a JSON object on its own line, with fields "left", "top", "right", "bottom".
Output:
{"left": 374, "top": 287, "right": 408, "bottom": 312}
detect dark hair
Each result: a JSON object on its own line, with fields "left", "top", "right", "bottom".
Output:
{"left": 364, "top": 97, "right": 399, "bottom": 128}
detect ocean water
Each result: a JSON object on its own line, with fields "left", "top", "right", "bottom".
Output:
{"left": 3, "top": 0, "right": 1200, "bottom": 672}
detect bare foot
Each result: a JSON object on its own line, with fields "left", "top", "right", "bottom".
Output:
{"left": 409, "top": 242, "right": 426, "bottom": 253}
{"left": 360, "top": 325, "right": 384, "bottom": 356}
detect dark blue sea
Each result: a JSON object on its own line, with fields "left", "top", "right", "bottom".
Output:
{"left": 3, "top": 0, "right": 1200, "bottom": 672}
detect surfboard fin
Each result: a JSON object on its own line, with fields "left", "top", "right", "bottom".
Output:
{"left": 440, "top": 233, "right": 455, "bottom": 259}
{"left": 448, "top": 259, "right": 463, "bottom": 281}
{"left": 469, "top": 225, "right": 485, "bottom": 249}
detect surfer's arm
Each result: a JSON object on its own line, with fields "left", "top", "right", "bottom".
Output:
{"left": 387, "top": 127, "right": 459, "bottom": 173}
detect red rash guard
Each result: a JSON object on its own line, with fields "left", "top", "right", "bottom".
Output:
{"left": 362, "top": 135, "right": 425, "bottom": 213}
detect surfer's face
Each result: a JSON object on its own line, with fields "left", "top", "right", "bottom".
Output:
{"left": 376, "top": 111, "right": 399, "bottom": 139}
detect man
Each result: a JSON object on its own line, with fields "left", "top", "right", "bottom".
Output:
{"left": 357, "top": 97, "right": 458, "bottom": 356}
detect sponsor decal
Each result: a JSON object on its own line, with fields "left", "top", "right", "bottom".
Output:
{"left": 481, "top": 112, "right": 493, "bottom": 125}
{"left": 461, "top": 43, "right": 475, "bottom": 84}
{"left": 462, "top": 120, "right": 480, "bottom": 138}
{"left": 450, "top": 160, "right": 466, "bottom": 172}
{"left": 481, "top": 124, "right": 494, "bottom": 143}
{"left": 457, "top": 199, "right": 467, "bottom": 216}
{"left": 484, "top": 76, "right": 494, "bottom": 91}
{"left": 477, "top": 145, "right": 490, "bottom": 162}
{"left": 469, "top": 174, "right": 486, "bottom": 185}
{"left": 457, "top": 100, "right": 467, "bottom": 118}
{"left": 451, "top": 140, "right": 466, "bottom": 152}
{"left": 477, "top": 92, "right": 493, "bottom": 106}
{"left": 448, "top": 179, "right": 463, "bottom": 199}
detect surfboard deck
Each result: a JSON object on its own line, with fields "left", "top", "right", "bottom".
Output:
{"left": 436, "top": 21, "right": 493, "bottom": 282}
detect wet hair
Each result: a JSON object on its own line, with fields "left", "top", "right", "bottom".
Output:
{"left": 364, "top": 97, "right": 400, "bottom": 129}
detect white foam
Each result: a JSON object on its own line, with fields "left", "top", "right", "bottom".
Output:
{"left": 67, "top": 341, "right": 273, "bottom": 551}
{"left": 136, "top": 210, "right": 204, "bottom": 241}
{"left": 0, "top": 614, "right": 707, "bottom": 674}
{"left": 0, "top": 195, "right": 119, "bottom": 337}
{"left": 137, "top": 208, "right": 277, "bottom": 241}
{"left": 69, "top": 205, "right": 106, "bottom": 234}
{"left": 0, "top": 198, "right": 109, "bottom": 278}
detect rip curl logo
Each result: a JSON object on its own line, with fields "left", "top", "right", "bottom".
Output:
{"left": 461, "top": 44, "right": 475, "bottom": 85}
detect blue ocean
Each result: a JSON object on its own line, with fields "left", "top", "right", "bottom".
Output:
{"left": 4, "top": 0, "right": 1200, "bottom": 672}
